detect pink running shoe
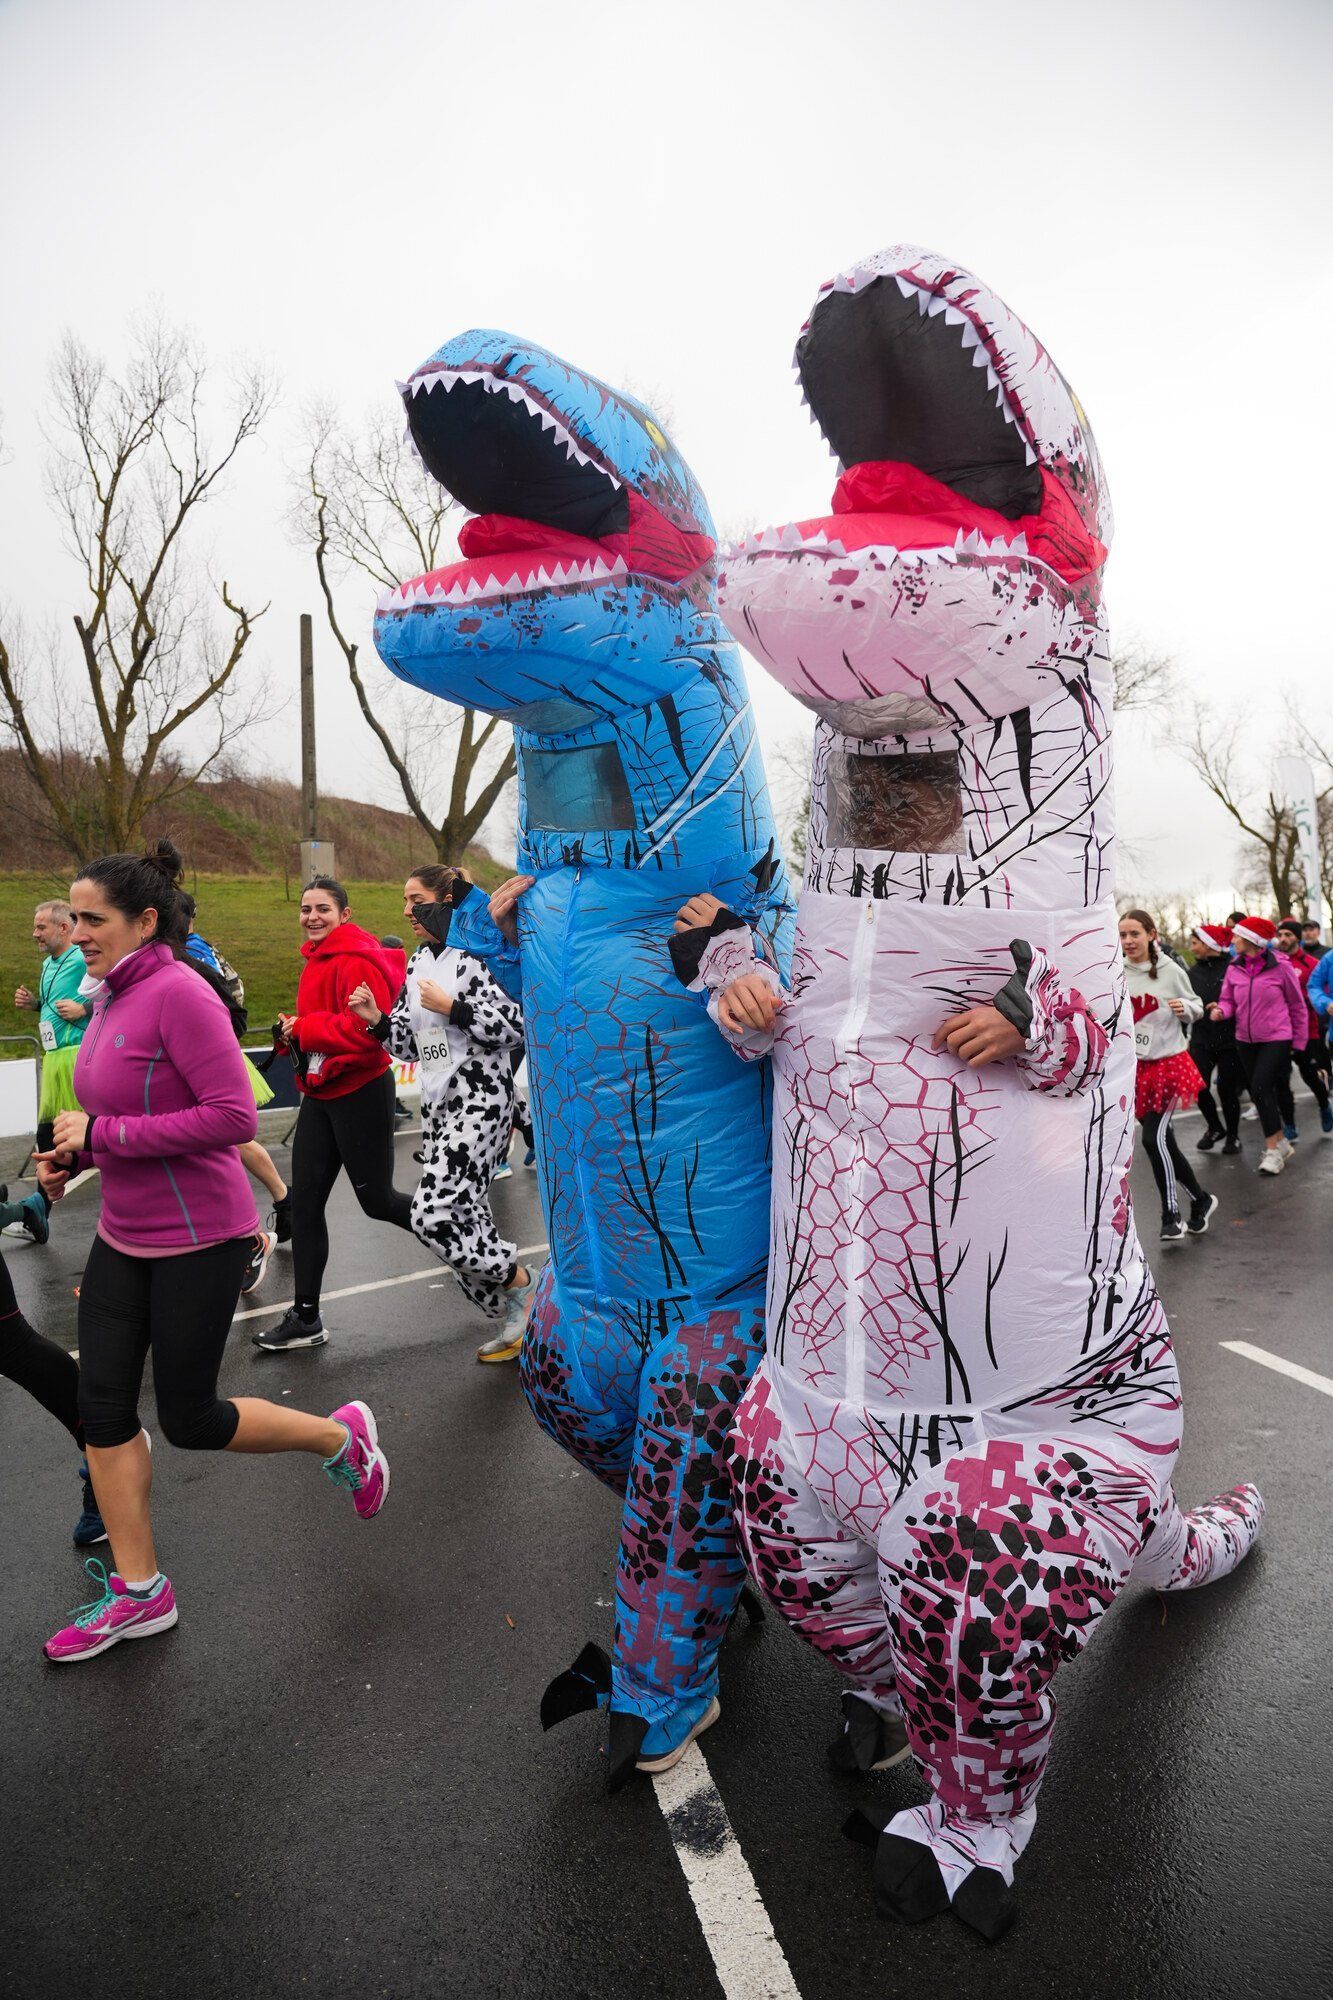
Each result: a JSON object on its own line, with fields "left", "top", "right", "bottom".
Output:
{"left": 324, "top": 1401, "right": 389, "bottom": 1518}
{"left": 44, "top": 1559, "right": 177, "bottom": 1664}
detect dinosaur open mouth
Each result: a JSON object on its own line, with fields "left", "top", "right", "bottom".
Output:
{"left": 797, "top": 271, "right": 1042, "bottom": 517}
{"left": 378, "top": 366, "right": 710, "bottom": 618}
{"left": 726, "top": 273, "right": 1104, "bottom": 590}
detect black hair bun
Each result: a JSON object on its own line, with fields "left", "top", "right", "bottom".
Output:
{"left": 142, "top": 837, "right": 185, "bottom": 888}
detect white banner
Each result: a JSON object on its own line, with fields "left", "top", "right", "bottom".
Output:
{"left": 1275, "top": 755, "right": 1323, "bottom": 924}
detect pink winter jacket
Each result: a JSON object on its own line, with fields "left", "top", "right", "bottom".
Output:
{"left": 1215, "top": 951, "right": 1308, "bottom": 1050}
{"left": 72, "top": 942, "right": 260, "bottom": 1252}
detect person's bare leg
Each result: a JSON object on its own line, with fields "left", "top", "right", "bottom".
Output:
{"left": 226, "top": 1397, "right": 347, "bottom": 1456}
{"left": 239, "top": 1140, "right": 287, "bottom": 1204}
{"left": 85, "top": 1432, "right": 155, "bottom": 1579}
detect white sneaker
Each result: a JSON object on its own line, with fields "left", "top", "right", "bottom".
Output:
{"left": 1277, "top": 1137, "right": 1295, "bottom": 1161}
{"left": 2, "top": 1219, "right": 29, "bottom": 1238}
{"left": 1257, "top": 1149, "right": 1285, "bottom": 1175}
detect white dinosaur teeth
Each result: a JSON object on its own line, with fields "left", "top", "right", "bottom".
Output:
{"left": 926, "top": 293, "right": 949, "bottom": 318}
{"left": 895, "top": 274, "right": 917, "bottom": 300}
{"left": 1024, "top": 442, "right": 1037, "bottom": 465}
{"left": 958, "top": 322, "right": 980, "bottom": 350}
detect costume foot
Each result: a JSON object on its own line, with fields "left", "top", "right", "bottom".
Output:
{"left": 842, "top": 1813, "right": 949, "bottom": 1924}
{"left": 606, "top": 1709, "right": 650, "bottom": 1794}
{"left": 828, "top": 1691, "right": 911, "bottom": 1773}
{"left": 539, "top": 1641, "right": 611, "bottom": 1730}
{"left": 951, "top": 1866, "right": 1019, "bottom": 1943}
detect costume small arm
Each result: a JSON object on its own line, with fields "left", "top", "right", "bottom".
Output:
{"left": 706, "top": 246, "right": 1262, "bottom": 1940}
{"left": 373, "top": 334, "right": 793, "bottom": 1782}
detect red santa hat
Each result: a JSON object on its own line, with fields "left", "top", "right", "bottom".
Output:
{"left": 1233, "top": 916, "right": 1277, "bottom": 948}
{"left": 1193, "top": 922, "right": 1233, "bottom": 951}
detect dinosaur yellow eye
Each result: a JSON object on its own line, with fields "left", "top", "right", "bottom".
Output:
{"left": 645, "top": 419, "right": 666, "bottom": 449}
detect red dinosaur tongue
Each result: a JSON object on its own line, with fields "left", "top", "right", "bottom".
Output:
{"left": 810, "top": 460, "right": 1105, "bottom": 585}
{"left": 457, "top": 490, "right": 713, "bottom": 584}
{"left": 458, "top": 514, "right": 616, "bottom": 565}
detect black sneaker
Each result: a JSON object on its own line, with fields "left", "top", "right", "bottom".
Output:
{"left": 1196, "top": 1128, "right": 1224, "bottom": 1152}
{"left": 72, "top": 1458, "right": 108, "bottom": 1547}
{"left": 1221, "top": 1135, "right": 1242, "bottom": 1156}
{"left": 272, "top": 1193, "right": 292, "bottom": 1245}
{"left": 1186, "top": 1192, "right": 1219, "bottom": 1236}
{"left": 1159, "top": 1215, "right": 1185, "bottom": 1244}
{"left": 252, "top": 1307, "right": 327, "bottom": 1353}
{"left": 240, "top": 1229, "right": 274, "bottom": 1295}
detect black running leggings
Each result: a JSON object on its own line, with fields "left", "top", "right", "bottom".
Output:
{"left": 77, "top": 1234, "right": 250, "bottom": 1450}
{"left": 1193, "top": 1044, "right": 1244, "bottom": 1140}
{"left": 1236, "top": 1040, "right": 1291, "bottom": 1140}
{"left": 1279, "top": 1047, "right": 1331, "bottom": 1125}
{"left": 0, "top": 1253, "right": 82, "bottom": 1444}
{"left": 1139, "top": 1105, "right": 1205, "bottom": 1218}
{"left": 292, "top": 1070, "right": 413, "bottom": 1312}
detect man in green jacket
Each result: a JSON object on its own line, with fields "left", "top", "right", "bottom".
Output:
{"left": 11, "top": 899, "right": 92, "bottom": 1243}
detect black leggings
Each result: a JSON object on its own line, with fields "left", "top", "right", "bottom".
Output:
{"left": 0, "top": 1254, "right": 82, "bottom": 1444}
{"left": 292, "top": 1070, "right": 413, "bottom": 1312}
{"left": 1139, "top": 1106, "right": 1205, "bottom": 1218}
{"left": 1236, "top": 1040, "right": 1291, "bottom": 1140}
{"left": 77, "top": 1234, "right": 250, "bottom": 1451}
{"left": 1279, "top": 1047, "right": 1330, "bottom": 1125}
{"left": 1192, "top": 1043, "right": 1244, "bottom": 1140}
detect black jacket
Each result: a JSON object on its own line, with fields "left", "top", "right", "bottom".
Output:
{"left": 1188, "top": 956, "right": 1234, "bottom": 1052}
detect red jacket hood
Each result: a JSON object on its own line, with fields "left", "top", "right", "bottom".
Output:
{"left": 301, "top": 921, "right": 406, "bottom": 989}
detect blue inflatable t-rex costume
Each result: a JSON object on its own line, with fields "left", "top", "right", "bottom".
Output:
{"left": 373, "top": 334, "right": 793, "bottom": 1782}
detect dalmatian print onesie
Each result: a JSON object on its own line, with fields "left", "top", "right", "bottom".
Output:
{"left": 385, "top": 942, "right": 524, "bottom": 1320}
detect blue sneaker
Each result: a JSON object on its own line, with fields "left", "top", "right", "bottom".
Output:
{"left": 1283, "top": 1122, "right": 1299, "bottom": 1144}
{"left": 1321, "top": 1105, "right": 1333, "bottom": 1135}
{"left": 72, "top": 1459, "right": 108, "bottom": 1547}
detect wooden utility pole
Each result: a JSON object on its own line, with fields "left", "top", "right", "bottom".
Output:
{"left": 298, "top": 613, "right": 336, "bottom": 884}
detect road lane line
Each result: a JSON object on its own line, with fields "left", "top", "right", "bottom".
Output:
{"left": 231, "top": 1243, "right": 550, "bottom": 1323}
{"left": 1221, "top": 1341, "right": 1333, "bottom": 1398}
{"left": 652, "top": 1744, "right": 802, "bottom": 2000}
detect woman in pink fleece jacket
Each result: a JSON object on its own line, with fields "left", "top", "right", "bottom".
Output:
{"left": 1209, "top": 914, "right": 1308, "bottom": 1177}
{"left": 35, "top": 841, "right": 391, "bottom": 1666}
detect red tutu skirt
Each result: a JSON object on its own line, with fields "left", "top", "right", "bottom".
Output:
{"left": 1135, "top": 1050, "right": 1204, "bottom": 1119}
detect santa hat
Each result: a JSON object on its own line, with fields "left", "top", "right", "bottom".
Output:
{"left": 1233, "top": 916, "right": 1277, "bottom": 948}
{"left": 1193, "top": 922, "right": 1232, "bottom": 951}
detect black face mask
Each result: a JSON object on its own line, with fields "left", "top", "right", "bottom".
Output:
{"left": 412, "top": 899, "right": 452, "bottom": 947}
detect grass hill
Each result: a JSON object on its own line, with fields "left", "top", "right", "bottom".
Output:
{"left": 0, "top": 750, "right": 506, "bottom": 884}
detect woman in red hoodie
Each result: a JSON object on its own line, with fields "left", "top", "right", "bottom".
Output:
{"left": 254, "top": 876, "right": 413, "bottom": 1354}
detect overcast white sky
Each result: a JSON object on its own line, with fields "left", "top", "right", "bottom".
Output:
{"left": 2, "top": 0, "right": 1330, "bottom": 906}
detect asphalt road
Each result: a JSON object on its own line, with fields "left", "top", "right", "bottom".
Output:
{"left": 2, "top": 1102, "right": 1329, "bottom": 2000}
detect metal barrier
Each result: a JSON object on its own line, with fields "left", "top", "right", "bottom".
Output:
{"left": 0, "top": 1034, "right": 45, "bottom": 1177}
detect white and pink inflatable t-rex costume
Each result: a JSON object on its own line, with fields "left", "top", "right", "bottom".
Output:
{"left": 698, "top": 245, "right": 1263, "bottom": 1941}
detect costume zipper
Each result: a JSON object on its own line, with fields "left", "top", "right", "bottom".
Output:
{"left": 842, "top": 896, "right": 878, "bottom": 1405}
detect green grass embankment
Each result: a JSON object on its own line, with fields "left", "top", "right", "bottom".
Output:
{"left": 0, "top": 867, "right": 506, "bottom": 1057}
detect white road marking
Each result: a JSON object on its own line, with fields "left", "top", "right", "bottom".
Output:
{"left": 1221, "top": 1340, "right": 1333, "bottom": 1399}
{"left": 651, "top": 1744, "right": 802, "bottom": 2000}
{"left": 231, "top": 1244, "right": 549, "bottom": 1322}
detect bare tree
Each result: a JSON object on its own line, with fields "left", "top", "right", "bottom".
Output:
{"left": 1176, "top": 700, "right": 1333, "bottom": 913}
{"left": 0, "top": 323, "right": 274, "bottom": 859}
{"left": 292, "top": 405, "right": 515, "bottom": 863}
{"left": 1111, "top": 641, "right": 1178, "bottom": 714}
